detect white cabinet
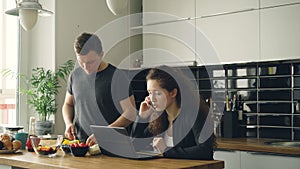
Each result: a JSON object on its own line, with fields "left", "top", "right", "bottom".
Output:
{"left": 142, "top": 20, "right": 196, "bottom": 67}
{"left": 142, "top": 0, "right": 261, "bottom": 66}
{"left": 142, "top": 0, "right": 195, "bottom": 24}
{"left": 195, "top": 0, "right": 259, "bottom": 65}
{"left": 260, "top": 4, "right": 300, "bottom": 61}
{"left": 241, "top": 151, "right": 300, "bottom": 169}
{"left": 215, "top": 150, "right": 300, "bottom": 169}
{"left": 260, "top": 0, "right": 300, "bottom": 8}
{"left": 214, "top": 150, "right": 241, "bottom": 169}
{"left": 0, "top": 165, "right": 11, "bottom": 169}
{"left": 196, "top": 0, "right": 259, "bottom": 16}
{"left": 196, "top": 10, "right": 260, "bottom": 65}
{"left": 142, "top": 0, "right": 196, "bottom": 67}
{"left": 142, "top": 0, "right": 300, "bottom": 66}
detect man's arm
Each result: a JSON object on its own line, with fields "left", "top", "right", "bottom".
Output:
{"left": 62, "top": 91, "right": 75, "bottom": 138}
{"left": 109, "top": 95, "right": 137, "bottom": 127}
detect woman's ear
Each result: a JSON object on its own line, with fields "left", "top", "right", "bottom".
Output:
{"left": 170, "top": 88, "right": 178, "bottom": 98}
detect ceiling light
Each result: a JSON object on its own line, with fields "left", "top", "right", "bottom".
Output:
{"left": 5, "top": 0, "right": 53, "bottom": 31}
{"left": 106, "top": 0, "right": 128, "bottom": 16}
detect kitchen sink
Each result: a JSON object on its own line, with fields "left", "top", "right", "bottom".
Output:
{"left": 264, "top": 141, "right": 300, "bottom": 148}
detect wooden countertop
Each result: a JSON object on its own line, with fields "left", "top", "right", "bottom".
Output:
{"left": 217, "top": 138, "right": 300, "bottom": 156}
{"left": 0, "top": 150, "right": 224, "bottom": 169}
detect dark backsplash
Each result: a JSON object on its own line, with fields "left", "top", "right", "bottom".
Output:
{"left": 129, "top": 59, "right": 300, "bottom": 140}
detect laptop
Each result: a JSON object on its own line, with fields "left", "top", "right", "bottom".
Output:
{"left": 90, "top": 125, "right": 162, "bottom": 159}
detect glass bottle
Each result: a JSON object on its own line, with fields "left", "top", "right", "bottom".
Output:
{"left": 26, "top": 117, "right": 36, "bottom": 152}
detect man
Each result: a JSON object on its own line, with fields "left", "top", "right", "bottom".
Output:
{"left": 62, "top": 32, "right": 136, "bottom": 146}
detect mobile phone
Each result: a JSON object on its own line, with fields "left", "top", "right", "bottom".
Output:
{"left": 149, "top": 101, "right": 157, "bottom": 112}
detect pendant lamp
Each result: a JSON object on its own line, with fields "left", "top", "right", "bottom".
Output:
{"left": 5, "top": 0, "right": 53, "bottom": 31}
{"left": 106, "top": 0, "right": 128, "bottom": 16}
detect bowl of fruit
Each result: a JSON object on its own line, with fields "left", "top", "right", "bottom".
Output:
{"left": 30, "top": 135, "right": 61, "bottom": 157}
{"left": 70, "top": 142, "right": 89, "bottom": 157}
{"left": 60, "top": 138, "right": 80, "bottom": 154}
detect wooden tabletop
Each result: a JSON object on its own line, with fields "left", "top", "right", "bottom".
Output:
{"left": 0, "top": 150, "right": 224, "bottom": 169}
{"left": 217, "top": 138, "right": 300, "bottom": 155}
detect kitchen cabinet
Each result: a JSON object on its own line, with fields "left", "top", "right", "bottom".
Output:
{"left": 214, "top": 150, "right": 241, "bottom": 169}
{"left": 0, "top": 165, "right": 11, "bottom": 169}
{"left": 195, "top": 10, "right": 260, "bottom": 65}
{"left": 142, "top": 0, "right": 196, "bottom": 67}
{"left": 215, "top": 150, "right": 300, "bottom": 169}
{"left": 0, "top": 165, "right": 20, "bottom": 169}
{"left": 142, "top": 0, "right": 195, "bottom": 24}
{"left": 195, "top": 0, "right": 259, "bottom": 17}
{"left": 260, "top": 4, "right": 300, "bottom": 61}
{"left": 142, "top": 0, "right": 300, "bottom": 65}
{"left": 142, "top": 0, "right": 260, "bottom": 66}
{"left": 195, "top": 0, "right": 259, "bottom": 65}
{"left": 240, "top": 151, "right": 300, "bottom": 169}
{"left": 142, "top": 21, "right": 196, "bottom": 67}
{"left": 260, "top": 0, "right": 300, "bottom": 8}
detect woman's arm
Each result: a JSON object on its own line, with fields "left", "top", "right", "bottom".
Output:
{"left": 163, "top": 108, "right": 214, "bottom": 160}
{"left": 163, "top": 135, "right": 214, "bottom": 160}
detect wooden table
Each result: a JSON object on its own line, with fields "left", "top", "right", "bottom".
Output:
{"left": 0, "top": 150, "right": 224, "bottom": 169}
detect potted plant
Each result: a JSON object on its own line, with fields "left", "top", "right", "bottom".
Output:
{"left": 2, "top": 60, "right": 74, "bottom": 135}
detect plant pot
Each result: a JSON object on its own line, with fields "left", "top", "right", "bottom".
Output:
{"left": 35, "top": 120, "right": 53, "bottom": 136}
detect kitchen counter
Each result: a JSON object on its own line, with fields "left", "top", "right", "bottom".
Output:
{"left": 217, "top": 138, "right": 300, "bottom": 156}
{"left": 0, "top": 150, "right": 224, "bottom": 169}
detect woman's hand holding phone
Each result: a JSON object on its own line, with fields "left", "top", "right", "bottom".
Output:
{"left": 139, "top": 96, "right": 155, "bottom": 119}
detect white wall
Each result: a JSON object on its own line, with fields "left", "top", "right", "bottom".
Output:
{"left": 19, "top": 0, "right": 55, "bottom": 132}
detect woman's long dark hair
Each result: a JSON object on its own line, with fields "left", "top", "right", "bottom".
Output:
{"left": 146, "top": 65, "right": 216, "bottom": 148}
{"left": 146, "top": 66, "right": 206, "bottom": 135}
{"left": 146, "top": 66, "right": 180, "bottom": 136}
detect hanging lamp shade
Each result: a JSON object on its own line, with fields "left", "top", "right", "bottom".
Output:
{"left": 19, "top": 9, "right": 38, "bottom": 31}
{"left": 5, "top": 0, "right": 53, "bottom": 31}
{"left": 106, "top": 0, "right": 128, "bottom": 16}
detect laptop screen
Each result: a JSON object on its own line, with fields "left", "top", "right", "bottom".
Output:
{"left": 90, "top": 125, "right": 161, "bottom": 159}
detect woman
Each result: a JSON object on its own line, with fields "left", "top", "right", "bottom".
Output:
{"left": 133, "top": 65, "right": 215, "bottom": 160}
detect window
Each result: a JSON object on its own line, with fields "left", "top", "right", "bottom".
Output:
{"left": 0, "top": 0, "right": 19, "bottom": 126}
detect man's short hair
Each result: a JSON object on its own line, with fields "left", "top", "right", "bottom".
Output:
{"left": 74, "top": 32, "right": 102, "bottom": 55}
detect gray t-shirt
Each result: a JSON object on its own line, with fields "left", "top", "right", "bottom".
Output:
{"left": 67, "top": 64, "right": 133, "bottom": 141}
